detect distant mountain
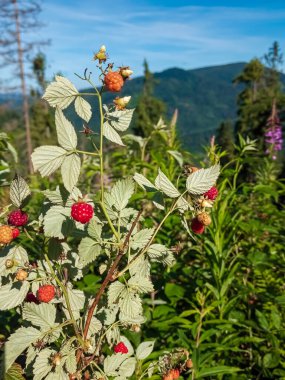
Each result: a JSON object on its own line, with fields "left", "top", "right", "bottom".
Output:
{"left": 1, "top": 62, "right": 284, "bottom": 150}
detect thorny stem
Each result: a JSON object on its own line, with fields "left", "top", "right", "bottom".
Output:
{"left": 44, "top": 254, "right": 81, "bottom": 342}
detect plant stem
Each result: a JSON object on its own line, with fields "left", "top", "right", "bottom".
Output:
{"left": 44, "top": 254, "right": 81, "bottom": 342}
{"left": 76, "top": 150, "right": 100, "bottom": 157}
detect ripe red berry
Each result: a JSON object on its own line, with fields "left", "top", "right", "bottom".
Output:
{"left": 204, "top": 186, "right": 218, "bottom": 200}
{"left": 170, "top": 369, "right": 180, "bottom": 379}
{"left": 8, "top": 209, "right": 28, "bottom": 227}
{"left": 0, "top": 225, "right": 14, "bottom": 244}
{"left": 26, "top": 292, "right": 40, "bottom": 304}
{"left": 71, "top": 202, "right": 94, "bottom": 224}
{"left": 37, "top": 285, "right": 56, "bottom": 303}
{"left": 104, "top": 71, "right": 124, "bottom": 92}
{"left": 191, "top": 218, "right": 205, "bottom": 234}
{"left": 163, "top": 373, "right": 173, "bottom": 380}
{"left": 12, "top": 228, "right": 20, "bottom": 239}
{"left": 114, "top": 342, "right": 128, "bottom": 354}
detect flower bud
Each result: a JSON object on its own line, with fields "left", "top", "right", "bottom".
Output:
{"left": 52, "top": 353, "right": 62, "bottom": 366}
{"left": 16, "top": 269, "right": 28, "bottom": 281}
{"left": 119, "top": 66, "right": 133, "bottom": 78}
{"left": 93, "top": 45, "right": 107, "bottom": 63}
{"left": 186, "top": 359, "right": 193, "bottom": 368}
{"left": 5, "top": 259, "right": 14, "bottom": 269}
{"left": 113, "top": 96, "right": 131, "bottom": 110}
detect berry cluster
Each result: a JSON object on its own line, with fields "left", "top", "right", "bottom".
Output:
{"left": 191, "top": 186, "right": 219, "bottom": 235}
{"left": 8, "top": 209, "right": 28, "bottom": 226}
{"left": 163, "top": 368, "right": 180, "bottom": 380}
{"left": 114, "top": 342, "right": 128, "bottom": 354}
{"left": 37, "top": 284, "right": 56, "bottom": 303}
{"left": 71, "top": 201, "right": 94, "bottom": 224}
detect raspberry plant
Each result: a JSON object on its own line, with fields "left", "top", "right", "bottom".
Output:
{"left": 0, "top": 47, "right": 220, "bottom": 379}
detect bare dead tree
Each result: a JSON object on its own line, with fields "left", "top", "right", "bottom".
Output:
{"left": 0, "top": 0, "right": 48, "bottom": 174}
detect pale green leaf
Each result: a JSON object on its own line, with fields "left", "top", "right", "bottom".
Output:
{"left": 0, "top": 281, "right": 29, "bottom": 311}
{"left": 74, "top": 96, "right": 92, "bottom": 122}
{"left": 136, "top": 341, "right": 155, "bottom": 360}
{"left": 78, "top": 237, "right": 101, "bottom": 267}
{"left": 133, "top": 173, "right": 157, "bottom": 192}
{"left": 43, "top": 76, "right": 78, "bottom": 109}
{"left": 43, "top": 206, "right": 70, "bottom": 239}
{"left": 119, "top": 289, "right": 142, "bottom": 321}
{"left": 111, "top": 178, "right": 135, "bottom": 211}
{"left": 128, "top": 276, "right": 154, "bottom": 293}
{"left": 186, "top": 164, "right": 220, "bottom": 195}
{"left": 147, "top": 244, "right": 170, "bottom": 259}
{"left": 108, "top": 108, "right": 135, "bottom": 132}
{"left": 61, "top": 154, "right": 81, "bottom": 192}
{"left": 123, "top": 134, "right": 144, "bottom": 148}
{"left": 22, "top": 303, "right": 56, "bottom": 330}
{"left": 5, "top": 327, "right": 42, "bottom": 372}
{"left": 43, "top": 187, "right": 63, "bottom": 205}
{"left": 65, "top": 349, "right": 77, "bottom": 374}
{"left": 131, "top": 228, "right": 154, "bottom": 250}
{"left": 87, "top": 317, "right": 103, "bottom": 337}
{"left": 87, "top": 218, "right": 102, "bottom": 242}
{"left": 104, "top": 354, "right": 127, "bottom": 376}
{"left": 31, "top": 146, "right": 66, "bottom": 177}
{"left": 167, "top": 150, "right": 183, "bottom": 167}
{"left": 103, "top": 122, "right": 125, "bottom": 146}
{"left": 129, "top": 255, "right": 150, "bottom": 278}
{"left": 108, "top": 281, "right": 126, "bottom": 306}
{"left": 0, "top": 246, "right": 29, "bottom": 277}
{"left": 155, "top": 169, "right": 180, "bottom": 198}
{"left": 119, "top": 357, "right": 136, "bottom": 377}
{"left": 55, "top": 108, "right": 77, "bottom": 150}
{"left": 9, "top": 175, "right": 31, "bottom": 208}
{"left": 33, "top": 348, "right": 54, "bottom": 380}
{"left": 4, "top": 363, "right": 25, "bottom": 380}
{"left": 65, "top": 286, "right": 85, "bottom": 312}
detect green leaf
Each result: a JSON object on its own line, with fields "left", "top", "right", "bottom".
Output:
{"left": 65, "top": 349, "right": 77, "bottom": 374}
{"left": 263, "top": 352, "right": 280, "bottom": 368}
{"left": 104, "top": 354, "right": 127, "bottom": 376}
{"left": 43, "top": 75, "right": 78, "bottom": 109}
{"left": 5, "top": 327, "right": 42, "bottom": 372}
{"left": 196, "top": 366, "right": 240, "bottom": 378}
{"left": 186, "top": 164, "right": 220, "bottom": 195}
{"left": 31, "top": 146, "right": 67, "bottom": 177}
{"left": 119, "top": 357, "right": 136, "bottom": 377}
{"left": 61, "top": 154, "right": 81, "bottom": 192}
{"left": 9, "top": 175, "right": 31, "bottom": 208}
{"left": 108, "top": 281, "right": 126, "bottom": 306}
{"left": 4, "top": 363, "right": 25, "bottom": 380}
{"left": 22, "top": 303, "right": 56, "bottom": 330}
{"left": 136, "top": 341, "right": 155, "bottom": 360}
{"left": 103, "top": 122, "right": 125, "bottom": 146}
{"left": 108, "top": 108, "right": 135, "bottom": 131}
{"left": 0, "top": 246, "right": 29, "bottom": 277}
{"left": 133, "top": 173, "right": 157, "bottom": 192}
{"left": 78, "top": 237, "right": 101, "bottom": 267}
{"left": 88, "top": 218, "right": 102, "bottom": 242}
{"left": 147, "top": 244, "right": 170, "bottom": 259}
{"left": 256, "top": 310, "right": 269, "bottom": 331}
{"left": 111, "top": 178, "right": 135, "bottom": 211}
{"left": 43, "top": 206, "right": 70, "bottom": 239}
{"left": 167, "top": 150, "right": 183, "bottom": 167}
{"left": 65, "top": 286, "right": 85, "bottom": 312}
{"left": 131, "top": 228, "right": 154, "bottom": 250}
{"left": 155, "top": 169, "right": 180, "bottom": 198}
{"left": 0, "top": 281, "right": 29, "bottom": 311}
{"left": 165, "top": 283, "right": 185, "bottom": 302}
{"left": 33, "top": 348, "right": 54, "bottom": 380}
{"left": 74, "top": 96, "right": 92, "bottom": 122}
{"left": 55, "top": 108, "right": 77, "bottom": 150}
{"left": 119, "top": 289, "right": 143, "bottom": 322}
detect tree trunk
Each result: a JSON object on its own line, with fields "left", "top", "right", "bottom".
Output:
{"left": 13, "top": 0, "right": 33, "bottom": 174}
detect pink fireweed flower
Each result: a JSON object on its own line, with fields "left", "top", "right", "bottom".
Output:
{"left": 265, "top": 102, "right": 283, "bottom": 160}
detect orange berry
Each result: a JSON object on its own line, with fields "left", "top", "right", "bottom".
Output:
{"left": 197, "top": 212, "right": 212, "bottom": 226}
{"left": 0, "top": 225, "right": 13, "bottom": 244}
{"left": 104, "top": 71, "right": 124, "bottom": 92}
{"left": 16, "top": 269, "right": 28, "bottom": 281}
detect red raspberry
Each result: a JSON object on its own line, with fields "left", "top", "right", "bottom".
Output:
{"left": 12, "top": 228, "right": 20, "bottom": 239}
{"left": 170, "top": 369, "right": 180, "bottom": 379}
{"left": 37, "top": 285, "right": 56, "bottom": 303}
{"left": 114, "top": 342, "right": 128, "bottom": 354}
{"left": 104, "top": 71, "right": 124, "bottom": 92}
{"left": 204, "top": 186, "right": 218, "bottom": 200}
{"left": 8, "top": 209, "right": 28, "bottom": 226}
{"left": 0, "top": 225, "right": 14, "bottom": 244}
{"left": 71, "top": 202, "right": 94, "bottom": 224}
{"left": 191, "top": 218, "right": 205, "bottom": 234}
{"left": 26, "top": 292, "right": 40, "bottom": 304}
{"left": 163, "top": 373, "right": 173, "bottom": 380}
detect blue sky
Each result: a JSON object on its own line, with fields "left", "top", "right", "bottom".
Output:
{"left": 3, "top": 0, "right": 285, "bottom": 89}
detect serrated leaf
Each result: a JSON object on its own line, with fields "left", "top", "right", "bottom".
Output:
{"left": 65, "top": 286, "right": 85, "bottom": 312}
{"left": 75, "top": 96, "right": 92, "bottom": 122}
{"left": 131, "top": 228, "right": 154, "bottom": 250}
{"left": 87, "top": 317, "right": 103, "bottom": 337}
{"left": 108, "top": 281, "right": 126, "bottom": 306}
{"left": 111, "top": 178, "right": 135, "bottom": 211}
{"left": 147, "top": 244, "right": 170, "bottom": 259}
{"left": 22, "top": 303, "right": 56, "bottom": 330}
{"left": 155, "top": 169, "right": 180, "bottom": 198}
{"left": 43, "top": 206, "right": 70, "bottom": 239}
{"left": 186, "top": 164, "right": 220, "bottom": 195}
{"left": 128, "top": 276, "right": 154, "bottom": 293}
{"left": 88, "top": 218, "right": 102, "bottom": 241}
{"left": 5, "top": 327, "right": 42, "bottom": 372}
{"left": 55, "top": 108, "right": 77, "bottom": 150}
{"left": 9, "top": 176, "right": 31, "bottom": 208}
{"left": 133, "top": 173, "right": 157, "bottom": 192}
{"left": 0, "top": 281, "right": 29, "bottom": 311}
{"left": 31, "top": 146, "right": 67, "bottom": 177}
{"left": 43, "top": 76, "right": 78, "bottom": 109}
{"left": 65, "top": 350, "right": 77, "bottom": 374}
{"left": 136, "top": 341, "right": 155, "bottom": 360}
{"left": 33, "top": 348, "right": 54, "bottom": 380}
{"left": 103, "top": 122, "right": 125, "bottom": 146}
{"left": 61, "top": 154, "right": 81, "bottom": 192}
{"left": 0, "top": 246, "right": 29, "bottom": 277}
{"left": 119, "top": 289, "right": 142, "bottom": 321}
{"left": 119, "top": 357, "right": 136, "bottom": 377}
{"left": 4, "top": 363, "right": 25, "bottom": 380}
{"left": 104, "top": 354, "right": 127, "bottom": 376}
{"left": 129, "top": 255, "right": 150, "bottom": 278}
{"left": 43, "top": 188, "right": 63, "bottom": 205}
{"left": 78, "top": 237, "right": 101, "bottom": 267}
{"left": 108, "top": 109, "right": 135, "bottom": 132}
